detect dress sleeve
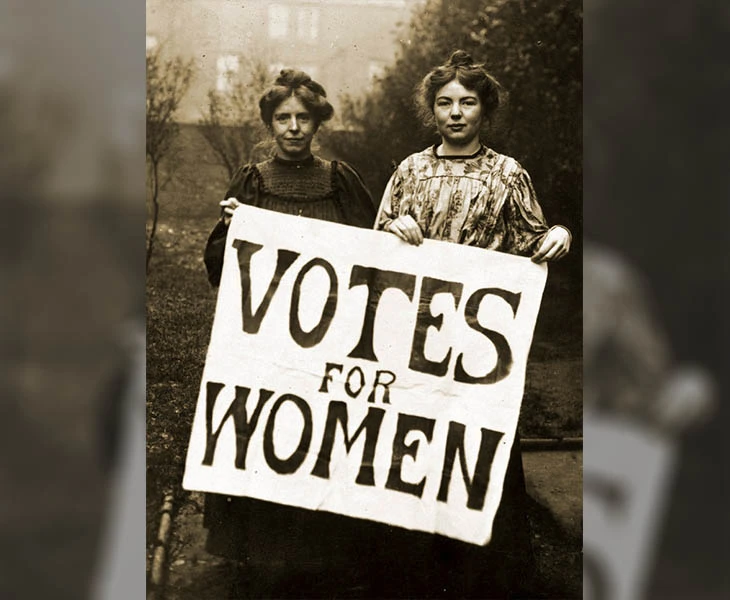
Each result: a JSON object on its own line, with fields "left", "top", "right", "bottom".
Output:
{"left": 375, "top": 168, "right": 404, "bottom": 231}
{"left": 203, "top": 164, "right": 259, "bottom": 287}
{"left": 223, "top": 164, "right": 260, "bottom": 210}
{"left": 501, "top": 166, "right": 552, "bottom": 255}
{"left": 334, "top": 161, "right": 377, "bottom": 229}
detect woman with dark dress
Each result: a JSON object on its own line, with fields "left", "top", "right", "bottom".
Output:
{"left": 203, "top": 69, "right": 375, "bottom": 288}
{"left": 202, "top": 69, "right": 378, "bottom": 598}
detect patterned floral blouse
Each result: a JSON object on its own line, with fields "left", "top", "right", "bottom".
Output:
{"left": 376, "top": 145, "right": 567, "bottom": 256}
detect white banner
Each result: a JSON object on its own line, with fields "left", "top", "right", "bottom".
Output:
{"left": 183, "top": 205, "right": 547, "bottom": 545}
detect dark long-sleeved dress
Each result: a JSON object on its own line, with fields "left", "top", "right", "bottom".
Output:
{"left": 203, "top": 154, "right": 383, "bottom": 595}
{"left": 204, "top": 154, "right": 376, "bottom": 287}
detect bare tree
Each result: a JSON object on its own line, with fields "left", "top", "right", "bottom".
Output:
{"left": 199, "top": 59, "right": 271, "bottom": 179}
{"left": 146, "top": 49, "right": 193, "bottom": 271}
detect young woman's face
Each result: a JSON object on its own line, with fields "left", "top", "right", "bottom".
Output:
{"left": 433, "top": 79, "right": 483, "bottom": 148}
{"left": 271, "top": 95, "right": 317, "bottom": 160}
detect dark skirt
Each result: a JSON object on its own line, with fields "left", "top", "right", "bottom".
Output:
{"left": 204, "top": 437, "right": 536, "bottom": 598}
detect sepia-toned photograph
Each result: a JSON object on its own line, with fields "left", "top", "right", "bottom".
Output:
{"left": 2, "top": 0, "right": 727, "bottom": 599}
{"left": 146, "top": 1, "right": 582, "bottom": 597}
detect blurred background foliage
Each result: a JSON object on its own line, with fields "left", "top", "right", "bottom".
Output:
{"left": 198, "top": 58, "right": 271, "bottom": 180}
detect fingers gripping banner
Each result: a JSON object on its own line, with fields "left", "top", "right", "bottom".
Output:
{"left": 183, "top": 206, "right": 547, "bottom": 546}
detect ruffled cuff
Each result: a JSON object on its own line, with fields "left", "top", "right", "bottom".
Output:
{"left": 378, "top": 216, "right": 394, "bottom": 232}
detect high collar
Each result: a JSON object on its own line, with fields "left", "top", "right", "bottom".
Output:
{"left": 272, "top": 154, "right": 316, "bottom": 168}
{"left": 432, "top": 144, "right": 486, "bottom": 160}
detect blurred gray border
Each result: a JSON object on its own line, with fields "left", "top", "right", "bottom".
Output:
{"left": 2, "top": 0, "right": 144, "bottom": 598}
{"left": 585, "top": 0, "right": 729, "bottom": 597}
{"left": 3, "top": 0, "right": 727, "bottom": 597}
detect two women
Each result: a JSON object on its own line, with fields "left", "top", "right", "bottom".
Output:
{"left": 204, "top": 54, "right": 571, "bottom": 597}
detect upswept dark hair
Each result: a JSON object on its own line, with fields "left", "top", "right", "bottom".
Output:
{"left": 258, "top": 69, "right": 334, "bottom": 127}
{"left": 415, "top": 50, "right": 503, "bottom": 127}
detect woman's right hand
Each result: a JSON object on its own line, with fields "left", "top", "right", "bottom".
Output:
{"left": 219, "top": 197, "right": 241, "bottom": 224}
{"left": 386, "top": 215, "right": 424, "bottom": 246}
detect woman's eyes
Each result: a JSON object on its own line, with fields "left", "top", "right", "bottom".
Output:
{"left": 275, "top": 114, "right": 311, "bottom": 122}
{"left": 436, "top": 99, "right": 478, "bottom": 108}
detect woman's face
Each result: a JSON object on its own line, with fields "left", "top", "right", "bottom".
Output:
{"left": 271, "top": 95, "right": 317, "bottom": 161}
{"left": 433, "top": 79, "right": 483, "bottom": 149}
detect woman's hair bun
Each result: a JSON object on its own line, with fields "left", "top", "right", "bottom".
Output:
{"left": 414, "top": 48, "right": 502, "bottom": 128}
{"left": 275, "top": 69, "right": 327, "bottom": 98}
{"left": 447, "top": 50, "right": 474, "bottom": 68}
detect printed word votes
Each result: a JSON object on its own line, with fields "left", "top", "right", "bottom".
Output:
{"left": 233, "top": 240, "right": 522, "bottom": 384}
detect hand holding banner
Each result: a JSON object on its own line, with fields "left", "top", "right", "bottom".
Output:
{"left": 184, "top": 205, "right": 546, "bottom": 545}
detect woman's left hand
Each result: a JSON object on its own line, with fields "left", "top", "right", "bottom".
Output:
{"left": 531, "top": 226, "right": 571, "bottom": 263}
{"left": 219, "top": 197, "right": 241, "bottom": 225}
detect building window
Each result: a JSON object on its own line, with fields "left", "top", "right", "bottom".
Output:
{"left": 217, "top": 55, "right": 240, "bottom": 93}
{"left": 146, "top": 35, "right": 158, "bottom": 53}
{"left": 268, "top": 4, "right": 290, "bottom": 39}
{"left": 296, "top": 7, "right": 319, "bottom": 41}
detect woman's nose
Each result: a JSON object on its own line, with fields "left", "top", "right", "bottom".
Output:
{"left": 289, "top": 116, "right": 300, "bottom": 131}
{"left": 450, "top": 105, "right": 462, "bottom": 118}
